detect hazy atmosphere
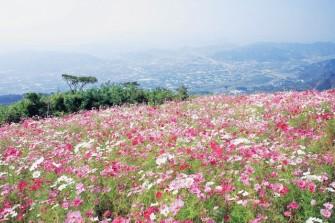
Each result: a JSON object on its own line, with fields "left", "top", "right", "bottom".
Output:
{"left": 1, "top": 0, "right": 335, "bottom": 51}
{"left": 1, "top": 0, "right": 335, "bottom": 96}
{"left": 2, "top": 1, "right": 335, "bottom": 222}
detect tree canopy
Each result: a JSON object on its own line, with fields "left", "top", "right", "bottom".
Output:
{"left": 62, "top": 74, "right": 98, "bottom": 93}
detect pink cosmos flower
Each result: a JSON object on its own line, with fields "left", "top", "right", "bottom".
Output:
{"left": 320, "top": 208, "right": 332, "bottom": 218}
{"left": 76, "top": 183, "right": 85, "bottom": 195}
{"left": 17, "top": 180, "right": 28, "bottom": 192}
{"left": 210, "top": 141, "right": 223, "bottom": 158}
{"left": 308, "top": 182, "right": 316, "bottom": 193}
{"left": 270, "top": 171, "right": 278, "bottom": 177}
{"left": 276, "top": 121, "right": 289, "bottom": 131}
{"left": 155, "top": 191, "right": 163, "bottom": 199}
{"left": 245, "top": 166, "right": 255, "bottom": 175}
{"left": 296, "top": 179, "right": 307, "bottom": 189}
{"left": 221, "top": 181, "right": 235, "bottom": 193}
{"left": 64, "top": 211, "right": 84, "bottom": 223}
{"left": 283, "top": 211, "right": 292, "bottom": 217}
{"left": 322, "top": 154, "right": 334, "bottom": 165}
{"left": 112, "top": 217, "right": 130, "bottom": 223}
{"left": 1, "top": 184, "right": 12, "bottom": 196}
{"left": 287, "top": 201, "right": 299, "bottom": 210}
{"left": 30, "top": 178, "right": 43, "bottom": 191}
{"left": 3, "top": 147, "right": 21, "bottom": 162}
{"left": 103, "top": 210, "right": 112, "bottom": 218}
{"left": 72, "top": 197, "right": 83, "bottom": 207}
{"left": 170, "top": 198, "right": 184, "bottom": 216}
{"left": 143, "top": 206, "right": 158, "bottom": 220}
{"left": 279, "top": 186, "right": 289, "bottom": 196}
{"left": 100, "top": 162, "right": 134, "bottom": 177}
{"left": 323, "top": 202, "right": 334, "bottom": 210}
{"left": 62, "top": 200, "right": 70, "bottom": 209}
{"left": 201, "top": 217, "right": 216, "bottom": 223}
{"left": 85, "top": 210, "right": 94, "bottom": 218}
{"left": 240, "top": 174, "right": 250, "bottom": 186}
{"left": 249, "top": 214, "right": 267, "bottom": 223}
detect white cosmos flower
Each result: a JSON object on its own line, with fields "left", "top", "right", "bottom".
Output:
{"left": 51, "top": 175, "right": 75, "bottom": 191}
{"left": 306, "top": 217, "right": 323, "bottom": 223}
{"left": 56, "top": 175, "right": 74, "bottom": 184}
{"left": 29, "top": 157, "right": 44, "bottom": 171}
{"left": 74, "top": 140, "right": 94, "bottom": 154}
{"left": 149, "top": 213, "right": 156, "bottom": 221}
{"left": 156, "top": 153, "right": 175, "bottom": 166}
{"left": 32, "top": 171, "right": 41, "bottom": 178}
{"left": 160, "top": 206, "right": 169, "bottom": 217}
{"left": 242, "top": 191, "right": 249, "bottom": 197}
{"left": 58, "top": 184, "right": 67, "bottom": 191}
{"left": 295, "top": 157, "right": 303, "bottom": 164}
{"left": 326, "top": 187, "right": 335, "bottom": 193}
{"left": 168, "top": 175, "right": 194, "bottom": 192}
{"left": 3, "top": 204, "right": 20, "bottom": 219}
{"left": 296, "top": 149, "right": 306, "bottom": 155}
{"left": 301, "top": 174, "right": 323, "bottom": 182}
{"left": 141, "top": 180, "right": 155, "bottom": 190}
{"left": 232, "top": 138, "right": 250, "bottom": 145}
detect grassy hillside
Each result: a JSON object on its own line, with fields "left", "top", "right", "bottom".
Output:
{"left": 0, "top": 90, "right": 335, "bottom": 222}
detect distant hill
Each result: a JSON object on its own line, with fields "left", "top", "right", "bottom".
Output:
{"left": 213, "top": 42, "right": 335, "bottom": 62}
{"left": 298, "top": 59, "right": 335, "bottom": 90}
{"left": 0, "top": 95, "right": 22, "bottom": 105}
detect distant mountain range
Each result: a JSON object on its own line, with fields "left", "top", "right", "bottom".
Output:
{"left": 1, "top": 42, "right": 335, "bottom": 101}
{"left": 213, "top": 42, "right": 335, "bottom": 62}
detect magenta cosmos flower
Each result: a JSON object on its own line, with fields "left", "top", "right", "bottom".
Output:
{"left": 64, "top": 211, "right": 84, "bottom": 223}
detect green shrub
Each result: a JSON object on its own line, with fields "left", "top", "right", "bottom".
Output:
{"left": 49, "top": 93, "right": 67, "bottom": 113}
{"left": 147, "top": 88, "right": 176, "bottom": 105}
{"left": 63, "top": 93, "right": 84, "bottom": 113}
{"left": 0, "top": 101, "right": 28, "bottom": 124}
{"left": 0, "top": 83, "right": 189, "bottom": 125}
{"left": 24, "top": 93, "right": 47, "bottom": 117}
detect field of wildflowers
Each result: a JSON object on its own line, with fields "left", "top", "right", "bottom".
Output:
{"left": 1, "top": 90, "right": 335, "bottom": 223}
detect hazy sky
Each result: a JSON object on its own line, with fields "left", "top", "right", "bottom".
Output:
{"left": 1, "top": 0, "right": 335, "bottom": 50}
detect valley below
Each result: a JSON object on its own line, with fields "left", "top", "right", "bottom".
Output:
{"left": 1, "top": 42, "right": 335, "bottom": 98}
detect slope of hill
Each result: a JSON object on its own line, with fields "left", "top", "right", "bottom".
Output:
{"left": 213, "top": 42, "right": 335, "bottom": 62}
{"left": 1, "top": 90, "right": 335, "bottom": 222}
{"left": 297, "top": 59, "right": 335, "bottom": 90}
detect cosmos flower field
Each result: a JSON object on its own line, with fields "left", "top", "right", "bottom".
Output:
{"left": 1, "top": 90, "right": 335, "bottom": 223}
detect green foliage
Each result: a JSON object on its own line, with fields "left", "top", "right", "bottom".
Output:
{"left": 62, "top": 74, "right": 98, "bottom": 93}
{"left": 49, "top": 93, "right": 66, "bottom": 115}
{"left": 24, "top": 92, "right": 48, "bottom": 117}
{"left": 176, "top": 85, "right": 189, "bottom": 100}
{"left": 0, "top": 82, "right": 189, "bottom": 125}
{"left": 146, "top": 88, "right": 176, "bottom": 105}
{"left": 63, "top": 93, "right": 84, "bottom": 113}
{"left": 176, "top": 195, "right": 203, "bottom": 221}
{"left": 325, "top": 118, "right": 335, "bottom": 147}
{"left": 0, "top": 102, "right": 27, "bottom": 123}
{"left": 230, "top": 205, "right": 254, "bottom": 223}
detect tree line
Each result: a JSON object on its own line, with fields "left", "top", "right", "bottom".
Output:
{"left": 0, "top": 75, "right": 189, "bottom": 124}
